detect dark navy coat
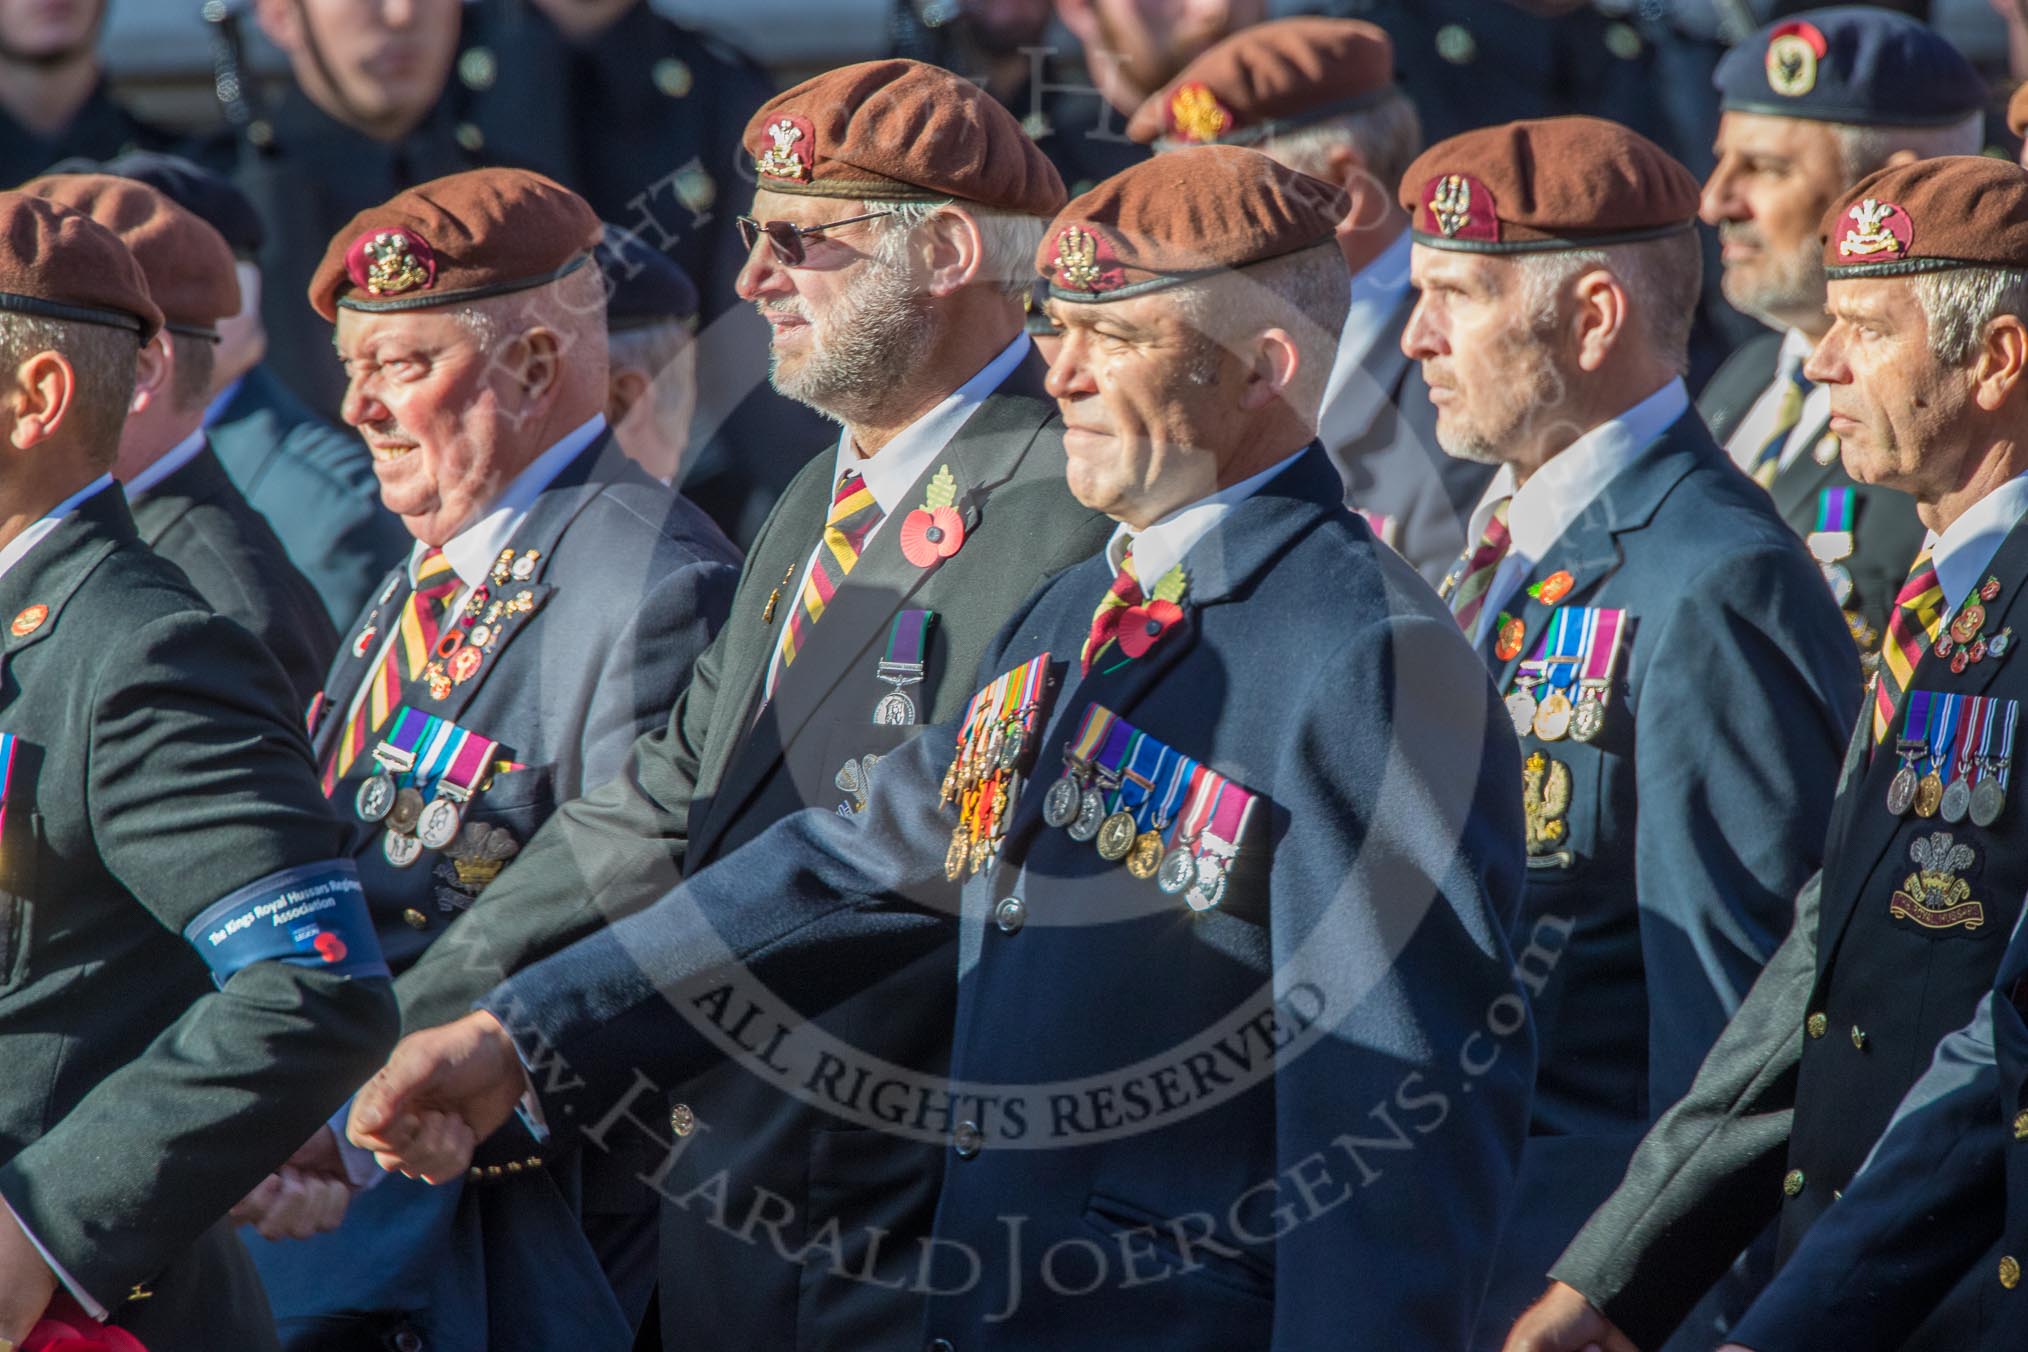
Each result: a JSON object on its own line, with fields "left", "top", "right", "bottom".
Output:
{"left": 485, "top": 446, "right": 1537, "bottom": 1349}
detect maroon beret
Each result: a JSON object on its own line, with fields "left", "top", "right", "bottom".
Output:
{"left": 1036, "top": 145, "right": 1346, "bottom": 302}
{"left": 309, "top": 168, "right": 601, "bottom": 322}
{"left": 1126, "top": 18, "right": 1396, "bottom": 147}
{"left": 0, "top": 191, "right": 160, "bottom": 341}
{"left": 23, "top": 174, "right": 239, "bottom": 339}
{"left": 745, "top": 59, "right": 1066, "bottom": 217}
{"left": 1399, "top": 116, "right": 1700, "bottom": 253}
{"left": 1822, "top": 156, "right": 2028, "bottom": 278}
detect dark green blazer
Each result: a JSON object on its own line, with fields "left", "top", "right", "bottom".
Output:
{"left": 128, "top": 440, "right": 338, "bottom": 709}
{"left": 0, "top": 484, "right": 395, "bottom": 1352}
{"left": 206, "top": 365, "right": 412, "bottom": 629}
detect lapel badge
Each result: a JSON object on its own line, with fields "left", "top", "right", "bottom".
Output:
{"left": 1838, "top": 197, "right": 1912, "bottom": 261}
{"left": 510, "top": 549, "right": 541, "bottom": 581}
{"left": 1530, "top": 571, "right": 1575, "bottom": 606}
{"left": 834, "top": 753, "right": 883, "bottom": 815}
{"left": 1494, "top": 612, "right": 1526, "bottom": 663}
{"left": 351, "top": 619, "right": 379, "bottom": 658}
{"left": 490, "top": 548, "right": 515, "bottom": 585}
{"left": 1889, "top": 831, "right": 1985, "bottom": 931}
{"left": 9, "top": 603, "right": 46, "bottom": 638}
{"left": 1813, "top": 433, "right": 1841, "bottom": 466}
{"left": 449, "top": 645, "right": 484, "bottom": 685}
{"left": 1166, "top": 81, "right": 1232, "bottom": 143}
{"left": 755, "top": 114, "right": 815, "bottom": 181}
{"left": 899, "top": 464, "right": 966, "bottom": 567}
{"left": 1764, "top": 20, "right": 1826, "bottom": 98}
{"left": 1522, "top": 750, "right": 1572, "bottom": 858}
{"left": 425, "top": 661, "right": 452, "bottom": 702}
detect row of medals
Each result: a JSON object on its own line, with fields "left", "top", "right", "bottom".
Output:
{"left": 355, "top": 769, "right": 468, "bottom": 867}
{"left": 1884, "top": 578, "right": 2015, "bottom": 826}
{"left": 1038, "top": 756, "right": 1226, "bottom": 907}
{"left": 1507, "top": 677, "right": 1605, "bottom": 744}
{"left": 939, "top": 707, "right": 1034, "bottom": 880}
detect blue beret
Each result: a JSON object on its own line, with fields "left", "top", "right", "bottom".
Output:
{"left": 595, "top": 223, "right": 699, "bottom": 333}
{"left": 47, "top": 150, "right": 266, "bottom": 258}
{"left": 1713, "top": 6, "right": 1984, "bottom": 128}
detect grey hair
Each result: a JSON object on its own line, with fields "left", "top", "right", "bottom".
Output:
{"left": 608, "top": 318, "right": 692, "bottom": 384}
{"left": 1831, "top": 112, "right": 1985, "bottom": 183}
{"left": 1164, "top": 241, "right": 1353, "bottom": 421}
{"left": 0, "top": 314, "right": 137, "bottom": 464}
{"left": 1910, "top": 265, "right": 2028, "bottom": 366}
{"left": 167, "top": 331, "right": 216, "bottom": 412}
{"left": 864, "top": 199, "right": 1047, "bottom": 303}
{"left": 1260, "top": 89, "right": 1425, "bottom": 201}
{"left": 449, "top": 262, "right": 611, "bottom": 357}
{"left": 1514, "top": 231, "right": 1704, "bottom": 375}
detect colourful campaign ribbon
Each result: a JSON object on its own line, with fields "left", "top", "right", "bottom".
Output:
{"left": 1113, "top": 731, "right": 1163, "bottom": 819}
{"left": 1580, "top": 609, "right": 1625, "bottom": 684}
{"left": 0, "top": 732, "right": 17, "bottom": 849}
{"left": 1925, "top": 692, "right": 1962, "bottom": 784}
{"left": 1815, "top": 487, "right": 1854, "bottom": 535}
{"left": 1141, "top": 745, "right": 1195, "bottom": 832}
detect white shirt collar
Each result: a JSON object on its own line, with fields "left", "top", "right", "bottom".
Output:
{"left": 1103, "top": 448, "right": 1309, "bottom": 584}
{"left": 0, "top": 474, "right": 115, "bottom": 585}
{"left": 830, "top": 332, "right": 1030, "bottom": 517}
{"left": 1467, "top": 377, "right": 1690, "bottom": 561}
{"left": 410, "top": 414, "right": 606, "bottom": 590}
{"left": 121, "top": 427, "right": 211, "bottom": 500}
{"left": 1929, "top": 471, "right": 2028, "bottom": 612}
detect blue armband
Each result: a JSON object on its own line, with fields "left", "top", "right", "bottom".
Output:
{"left": 183, "top": 860, "right": 391, "bottom": 985}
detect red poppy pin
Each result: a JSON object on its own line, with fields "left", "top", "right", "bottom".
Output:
{"left": 1117, "top": 564, "right": 1189, "bottom": 660}
{"left": 1494, "top": 613, "right": 1526, "bottom": 662}
{"left": 899, "top": 465, "right": 967, "bottom": 568}
{"left": 1530, "top": 571, "right": 1574, "bottom": 606}
{"left": 23, "top": 1295, "right": 147, "bottom": 1351}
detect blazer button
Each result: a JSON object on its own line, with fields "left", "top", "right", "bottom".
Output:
{"left": 1782, "top": 1169, "right": 1805, "bottom": 1198}
{"left": 1805, "top": 1012, "right": 1827, "bottom": 1038}
{"left": 953, "top": 1120, "right": 983, "bottom": 1159}
{"left": 2002, "top": 1256, "right": 2022, "bottom": 1290}
{"left": 2014, "top": 1110, "right": 2028, "bottom": 1141}
{"left": 670, "top": 1103, "right": 696, "bottom": 1137}
{"left": 994, "top": 897, "right": 1025, "bottom": 934}
{"left": 394, "top": 1331, "right": 424, "bottom": 1352}
{"left": 1849, "top": 1025, "right": 1868, "bottom": 1050}
{"left": 403, "top": 908, "right": 429, "bottom": 931}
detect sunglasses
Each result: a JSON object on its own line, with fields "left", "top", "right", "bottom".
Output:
{"left": 736, "top": 210, "right": 893, "bottom": 266}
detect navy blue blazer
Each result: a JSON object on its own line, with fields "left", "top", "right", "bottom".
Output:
{"left": 484, "top": 446, "right": 1536, "bottom": 1349}
{"left": 1470, "top": 409, "right": 1861, "bottom": 1341}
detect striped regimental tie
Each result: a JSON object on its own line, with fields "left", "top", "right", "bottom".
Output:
{"left": 1749, "top": 365, "right": 1813, "bottom": 489}
{"left": 322, "top": 548, "right": 460, "bottom": 794}
{"left": 1441, "top": 497, "right": 1513, "bottom": 637}
{"left": 1081, "top": 544, "right": 1142, "bottom": 675}
{"left": 771, "top": 468, "right": 885, "bottom": 686}
{"left": 1871, "top": 547, "right": 1946, "bottom": 745}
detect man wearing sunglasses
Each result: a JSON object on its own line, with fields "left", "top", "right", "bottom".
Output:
{"left": 383, "top": 58, "right": 1112, "bottom": 1350}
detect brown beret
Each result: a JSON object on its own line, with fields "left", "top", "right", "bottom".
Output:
{"left": 745, "top": 59, "right": 1066, "bottom": 217}
{"left": 1126, "top": 18, "right": 1395, "bottom": 148}
{"left": 1036, "top": 145, "right": 1346, "bottom": 302}
{"left": 1398, "top": 116, "right": 1700, "bottom": 254}
{"left": 0, "top": 192, "right": 160, "bottom": 341}
{"left": 23, "top": 174, "right": 238, "bottom": 340}
{"left": 309, "top": 168, "right": 600, "bottom": 322}
{"left": 2009, "top": 82, "right": 2028, "bottom": 139}
{"left": 1821, "top": 156, "right": 2028, "bottom": 279}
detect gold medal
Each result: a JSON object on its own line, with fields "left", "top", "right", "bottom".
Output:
{"left": 1533, "top": 689, "right": 1574, "bottom": 741}
{"left": 1095, "top": 810, "right": 1138, "bottom": 861}
{"left": 1125, "top": 831, "right": 1163, "bottom": 879}
{"left": 1914, "top": 770, "right": 1945, "bottom": 819}
{"left": 945, "top": 826, "right": 969, "bottom": 881}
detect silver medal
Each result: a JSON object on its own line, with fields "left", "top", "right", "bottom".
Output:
{"left": 382, "top": 829, "right": 424, "bottom": 869}
{"left": 1886, "top": 765, "right": 1918, "bottom": 816}
{"left": 417, "top": 797, "right": 463, "bottom": 851}
{"left": 1186, "top": 861, "right": 1227, "bottom": 912}
{"left": 1067, "top": 788, "right": 1105, "bottom": 842}
{"left": 1941, "top": 778, "right": 1973, "bottom": 824}
{"left": 1822, "top": 562, "right": 1854, "bottom": 608}
{"left": 1973, "top": 778, "right": 2007, "bottom": 828}
{"left": 1042, "top": 775, "right": 1082, "bottom": 828}
{"left": 1505, "top": 690, "right": 1538, "bottom": 739}
{"left": 1570, "top": 698, "right": 1605, "bottom": 743}
{"left": 1157, "top": 846, "right": 1199, "bottom": 895}
{"left": 354, "top": 771, "right": 397, "bottom": 823}
{"left": 873, "top": 690, "right": 917, "bottom": 725}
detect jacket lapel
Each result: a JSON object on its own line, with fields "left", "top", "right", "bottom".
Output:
{"left": 1820, "top": 515, "right": 2028, "bottom": 945}
{"left": 1767, "top": 414, "right": 1839, "bottom": 521}
{"left": 690, "top": 361, "right": 1057, "bottom": 863}
{"left": 1478, "top": 417, "right": 1706, "bottom": 692}
{"left": 0, "top": 486, "right": 132, "bottom": 707}
{"left": 127, "top": 444, "right": 237, "bottom": 546}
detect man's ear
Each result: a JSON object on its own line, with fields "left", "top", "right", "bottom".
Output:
{"left": 1238, "top": 326, "right": 1300, "bottom": 413}
{"left": 129, "top": 334, "right": 171, "bottom": 419}
{"left": 1972, "top": 313, "right": 2028, "bottom": 414}
{"left": 607, "top": 367, "right": 651, "bottom": 425}
{"left": 250, "top": 0, "right": 301, "bottom": 54}
{"left": 920, "top": 209, "right": 988, "bottom": 298}
{"left": 10, "top": 350, "right": 78, "bottom": 451}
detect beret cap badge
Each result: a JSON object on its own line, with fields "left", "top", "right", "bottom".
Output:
{"left": 1167, "top": 82, "right": 1233, "bottom": 144}
{"left": 756, "top": 116, "right": 814, "bottom": 182}
{"left": 1052, "top": 224, "right": 1120, "bottom": 293}
{"left": 1424, "top": 172, "right": 1499, "bottom": 243}
{"left": 1765, "top": 21, "right": 1827, "bottom": 98}
{"left": 348, "top": 227, "right": 435, "bottom": 297}
{"left": 1838, "top": 197, "right": 1911, "bottom": 260}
